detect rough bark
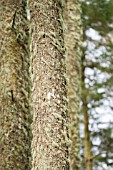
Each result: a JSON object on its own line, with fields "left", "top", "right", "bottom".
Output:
{"left": 30, "top": 1, "right": 69, "bottom": 170}
{"left": 0, "top": 1, "right": 32, "bottom": 170}
{"left": 81, "top": 55, "right": 93, "bottom": 170}
{"left": 64, "top": 0, "right": 82, "bottom": 169}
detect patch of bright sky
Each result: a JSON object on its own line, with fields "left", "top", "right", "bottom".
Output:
{"left": 97, "top": 88, "right": 105, "bottom": 93}
{"left": 84, "top": 70, "right": 110, "bottom": 88}
{"left": 86, "top": 28, "right": 102, "bottom": 41}
{"left": 85, "top": 45, "right": 107, "bottom": 60}
{"left": 92, "top": 136, "right": 101, "bottom": 145}
{"left": 108, "top": 23, "right": 113, "bottom": 28}
{"left": 94, "top": 163, "right": 112, "bottom": 170}
{"left": 96, "top": 71, "right": 111, "bottom": 84}
{"left": 94, "top": 105, "right": 113, "bottom": 123}
{"left": 85, "top": 67, "right": 94, "bottom": 76}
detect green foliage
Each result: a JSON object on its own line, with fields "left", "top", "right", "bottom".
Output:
{"left": 82, "top": 0, "right": 113, "bottom": 35}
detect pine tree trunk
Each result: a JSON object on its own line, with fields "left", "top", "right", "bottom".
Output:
{"left": 0, "top": 1, "right": 32, "bottom": 170}
{"left": 64, "top": 0, "right": 82, "bottom": 169}
{"left": 81, "top": 55, "right": 93, "bottom": 170}
{"left": 30, "top": 1, "right": 69, "bottom": 169}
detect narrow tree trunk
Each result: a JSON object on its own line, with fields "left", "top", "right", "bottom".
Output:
{"left": 30, "top": 1, "right": 69, "bottom": 169}
{"left": 0, "top": 1, "right": 32, "bottom": 170}
{"left": 81, "top": 55, "right": 93, "bottom": 170}
{"left": 64, "top": 0, "right": 82, "bottom": 169}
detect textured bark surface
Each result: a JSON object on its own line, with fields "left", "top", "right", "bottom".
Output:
{"left": 64, "top": 0, "right": 82, "bottom": 169}
{"left": 81, "top": 55, "right": 93, "bottom": 170}
{"left": 0, "top": 1, "right": 32, "bottom": 170}
{"left": 30, "top": 1, "right": 69, "bottom": 170}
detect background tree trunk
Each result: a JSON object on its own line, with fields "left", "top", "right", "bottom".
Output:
{"left": 64, "top": 0, "right": 82, "bottom": 169}
{"left": 81, "top": 55, "right": 93, "bottom": 170}
{"left": 0, "top": 1, "right": 32, "bottom": 170}
{"left": 30, "top": 1, "right": 69, "bottom": 169}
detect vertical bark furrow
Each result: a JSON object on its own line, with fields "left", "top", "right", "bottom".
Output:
{"left": 0, "top": 1, "right": 32, "bottom": 170}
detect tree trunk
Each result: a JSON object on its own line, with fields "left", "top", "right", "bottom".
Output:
{"left": 81, "top": 55, "right": 93, "bottom": 170}
{"left": 64, "top": 0, "right": 82, "bottom": 169}
{"left": 0, "top": 1, "right": 32, "bottom": 170}
{"left": 30, "top": 1, "right": 69, "bottom": 169}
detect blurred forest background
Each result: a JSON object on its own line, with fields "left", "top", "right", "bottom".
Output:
{"left": 81, "top": 0, "right": 113, "bottom": 170}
